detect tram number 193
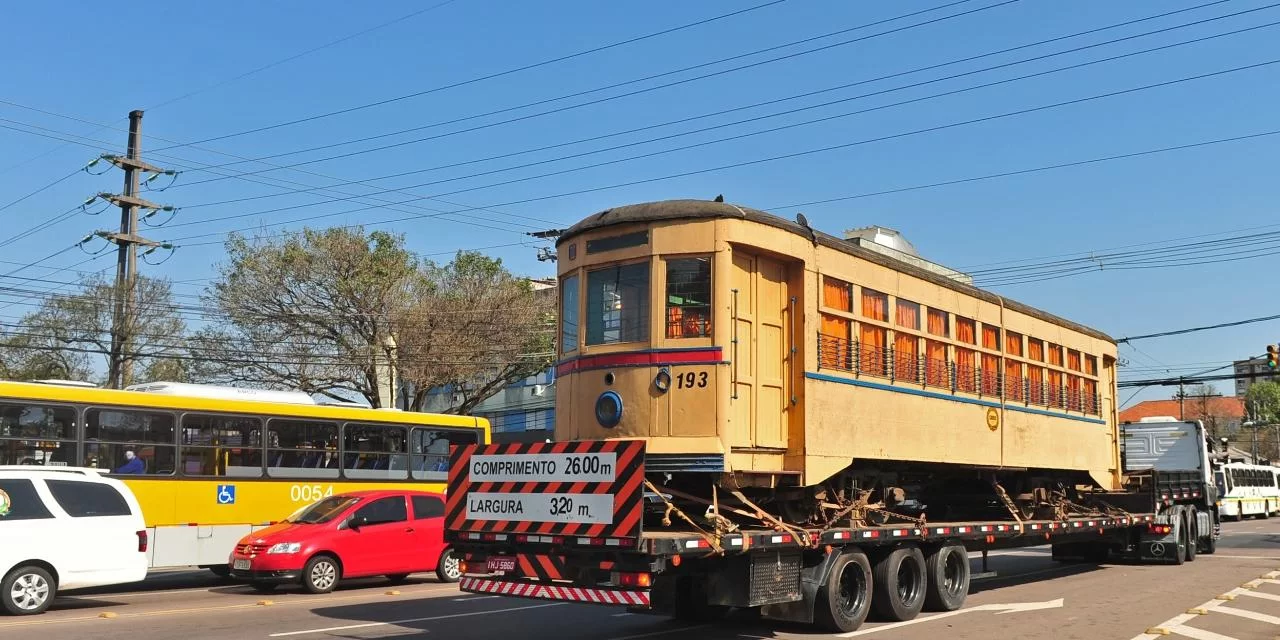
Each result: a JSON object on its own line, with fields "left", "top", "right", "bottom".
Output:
{"left": 290, "top": 484, "right": 334, "bottom": 503}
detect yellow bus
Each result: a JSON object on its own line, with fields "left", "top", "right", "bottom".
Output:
{"left": 0, "top": 380, "right": 489, "bottom": 574}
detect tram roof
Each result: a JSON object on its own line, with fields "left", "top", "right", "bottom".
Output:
{"left": 558, "top": 199, "right": 1114, "bottom": 343}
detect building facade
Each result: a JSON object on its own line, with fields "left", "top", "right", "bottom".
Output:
{"left": 1234, "top": 357, "right": 1280, "bottom": 397}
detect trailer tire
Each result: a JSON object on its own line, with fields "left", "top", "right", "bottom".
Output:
{"left": 871, "top": 545, "right": 927, "bottom": 622}
{"left": 814, "top": 550, "right": 873, "bottom": 633}
{"left": 923, "top": 543, "right": 969, "bottom": 612}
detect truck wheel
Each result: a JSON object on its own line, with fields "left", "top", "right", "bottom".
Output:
{"left": 923, "top": 543, "right": 969, "bottom": 612}
{"left": 814, "top": 550, "right": 873, "bottom": 633}
{"left": 1201, "top": 527, "right": 1218, "bottom": 555}
{"left": 1171, "top": 511, "right": 1186, "bottom": 566}
{"left": 871, "top": 545, "right": 927, "bottom": 622}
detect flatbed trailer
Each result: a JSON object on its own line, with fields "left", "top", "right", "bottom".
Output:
{"left": 445, "top": 439, "right": 1218, "bottom": 633}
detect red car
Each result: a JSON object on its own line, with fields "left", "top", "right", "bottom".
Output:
{"left": 228, "top": 489, "right": 460, "bottom": 593}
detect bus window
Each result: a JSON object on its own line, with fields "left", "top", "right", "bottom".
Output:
{"left": 267, "top": 419, "right": 339, "bottom": 479}
{"left": 411, "top": 426, "right": 480, "bottom": 480}
{"left": 181, "top": 414, "right": 263, "bottom": 478}
{"left": 343, "top": 423, "right": 408, "bottom": 480}
{"left": 84, "top": 408, "right": 176, "bottom": 475}
{"left": 0, "top": 403, "right": 77, "bottom": 466}
{"left": 1214, "top": 470, "right": 1226, "bottom": 496}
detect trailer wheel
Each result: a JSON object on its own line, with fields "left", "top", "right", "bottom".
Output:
{"left": 923, "top": 543, "right": 969, "bottom": 612}
{"left": 871, "top": 545, "right": 927, "bottom": 622}
{"left": 814, "top": 550, "right": 873, "bottom": 633}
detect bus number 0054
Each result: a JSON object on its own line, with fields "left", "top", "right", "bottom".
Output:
{"left": 290, "top": 484, "right": 334, "bottom": 502}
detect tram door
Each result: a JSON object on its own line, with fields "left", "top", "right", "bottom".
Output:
{"left": 729, "top": 249, "right": 790, "bottom": 450}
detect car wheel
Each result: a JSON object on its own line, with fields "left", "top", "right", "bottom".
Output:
{"left": 2, "top": 565, "right": 55, "bottom": 616}
{"left": 249, "top": 582, "right": 278, "bottom": 593}
{"left": 436, "top": 549, "right": 461, "bottom": 583}
{"left": 302, "top": 555, "right": 341, "bottom": 594}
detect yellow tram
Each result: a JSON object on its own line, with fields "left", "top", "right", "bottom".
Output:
{"left": 0, "top": 380, "right": 488, "bottom": 571}
{"left": 552, "top": 199, "right": 1118, "bottom": 523}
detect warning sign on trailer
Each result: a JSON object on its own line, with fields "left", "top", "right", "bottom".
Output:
{"left": 445, "top": 440, "right": 645, "bottom": 539}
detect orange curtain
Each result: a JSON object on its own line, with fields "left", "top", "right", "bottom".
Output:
{"left": 1028, "top": 339, "right": 1044, "bottom": 362}
{"left": 957, "top": 318, "right": 976, "bottom": 344}
{"left": 981, "top": 354, "right": 1000, "bottom": 395}
{"left": 666, "top": 307, "right": 683, "bottom": 339}
{"left": 1004, "top": 360, "right": 1022, "bottom": 400}
{"left": 1005, "top": 331, "right": 1022, "bottom": 357}
{"left": 1029, "top": 366, "right": 1045, "bottom": 404}
{"left": 1082, "top": 379, "right": 1097, "bottom": 414}
{"left": 1048, "top": 370, "right": 1063, "bottom": 406}
{"left": 860, "top": 325, "right": 886, "bottom": 375}
{"left": 956, "top": 347, "right": 976, "bottom": 392}
{"left": 926, "top": 339, "right": 947, "bottom": 386}
{"left": 823, "top": 278, "right": 851, "bottom": 311}
{"left": 896, "top": 300, "right": 920, "bottom": 330}
{"left": 1068, "top": 350, "right": 1082, "bottom": 372}
{"left": 982, "top": 325, "right": 999, "bottom": 350}
{"left": 927, "top": 309, "right": 947, "bottom": 336}
{"left": 820, "top": 314, "right": 850, "bottom": 369}
{"left": 895, "top": 332, "right": 918, "bottom": 381}
{"left": 1085, "top": 355, "right": 1097, "bottom": 376}
{"left": 1048, "top": 345, "right": 1063, "bottom": 366}
{"left": 1067, "top": 374, "right": 1082, "bottom": 410}
{"left": 862, "top": 290, "right": 887, "bottom": 321}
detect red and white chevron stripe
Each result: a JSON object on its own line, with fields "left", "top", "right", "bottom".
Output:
{"left": 460, "top": 577, "right": 650, "bottom": 607}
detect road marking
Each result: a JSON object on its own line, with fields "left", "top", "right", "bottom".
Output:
{"left": 1164, "top": 625, "right": 1239, "bottom": 640}
{"left": 836, "top": 599, "right": 1063, "bottom": 637}
{"left": 603, "top": 624, "right": 709, "bottom": 640}
{"left": 1237, "top": 590, "right": 1280, "bottom": 603}
{"left": 1211, "top": 605, "right": 1280, "bottom": 625}
{"left": 611, "top": 612, "right": 634, "bottom": 617}
{"left": 268, "top": 603, "right": 565, "bottom": 637}
{"left": 1209, "top": 555, "right": 1280, "bottom": 560}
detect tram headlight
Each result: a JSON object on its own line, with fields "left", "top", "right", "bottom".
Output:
{"left": 267, "top": 542, "right": 302, "bottom": 554}
{"left": 595, "top": 391, "right": 623, "bottom": 428}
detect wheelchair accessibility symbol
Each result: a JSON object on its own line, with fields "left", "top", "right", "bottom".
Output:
{"left": 217, "top": 485, "right": 236, "bottom": 505}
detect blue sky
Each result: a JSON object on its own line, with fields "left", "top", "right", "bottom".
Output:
{"left": 2, "top": 0, "right": 1278, "bottom": 405}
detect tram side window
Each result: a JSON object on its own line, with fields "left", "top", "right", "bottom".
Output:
{"left": 344, "top": 423, "right": 408, "bottom": 480}
{"left": 665, "top": 257, "right": 712, "bottom": 339}
{"left": 0, "top": 403, "right": 77, "bottom": 466}
{"left": 84, "top": 408, "right": 176, "bottom": 475}
{"left": 181, "top": 414, "right": 263, "bottom": 478}
{"left": 411, "top": 426, "right": 481, "bottom": 480}
{"left": 586, "top": 262, "right": 650, "bottom": 345}
{"left": 267, "top": 419, "right": 339, "bottom": 479}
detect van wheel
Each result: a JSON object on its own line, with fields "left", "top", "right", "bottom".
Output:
{"left": 814, "top": 550, "right": 873, "bottom": 633}
{"left": 436, "top": 549, "right": 461, "bottom": 583}
{"left": 302, "top": 555, "right": 340, "bottom": 594}
{"left": 923, "top": 543, "right": 969, "bottom": 612}
{"left": 872, "top": 545, "right": 927, "bottom": 622}
{"left": 2, "top": 565, "right": 55, "bottom": 615}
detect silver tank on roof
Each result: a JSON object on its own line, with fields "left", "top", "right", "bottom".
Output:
{"left": 842, "top": 225, "right": 972, "bottom": 285}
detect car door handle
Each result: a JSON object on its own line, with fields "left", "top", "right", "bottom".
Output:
{"left": 405, "top": 527, "right": 415, "bottom": 533}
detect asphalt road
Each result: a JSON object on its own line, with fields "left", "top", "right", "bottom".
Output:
{"left": 5, "top": 518, "right": 1280, "bottom": 640}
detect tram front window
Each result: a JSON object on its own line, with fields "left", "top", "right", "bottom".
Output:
{"left": 586, "top": 262, "right": 650, "bottom": 345}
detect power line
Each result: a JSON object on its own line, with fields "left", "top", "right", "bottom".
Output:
{"left": 1116, "top": 313, "right": 1280, "bottom": 344}
{"left": 155, "top": 58, "right": 1280, "bottom": 239}
{"left": 171, "top": 0, "right": 1020, "bottom": 181}
{"left": 151, "top": 0, "right": 794, "bottom": 149}
{"left": 173, "top": 6, "right": 1280, "bottom": 211}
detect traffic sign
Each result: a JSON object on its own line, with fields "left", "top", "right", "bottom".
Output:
{"left": 217, "top": 484, "right": 236, "bottom": 505}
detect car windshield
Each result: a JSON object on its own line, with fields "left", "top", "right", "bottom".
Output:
{"left": 287, "top": 496, "right": 360, "bottom": 524}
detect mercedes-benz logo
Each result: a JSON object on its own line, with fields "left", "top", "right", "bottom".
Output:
{"left": 1150, "top": 542, "right": 1166, "bottom": 557}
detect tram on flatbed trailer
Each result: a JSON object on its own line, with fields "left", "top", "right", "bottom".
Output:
{"left": 444, "top": 200, "right": 1222, "bottom": 633}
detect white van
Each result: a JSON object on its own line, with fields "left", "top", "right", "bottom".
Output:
{"left": 0, "top": 466, "right": 148, "bottom": 615}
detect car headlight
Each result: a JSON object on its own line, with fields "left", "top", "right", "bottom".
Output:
{"left": 267, "top": 542, "right": 302, "bottom": 554}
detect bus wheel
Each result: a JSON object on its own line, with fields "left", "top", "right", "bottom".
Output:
{"left": 872, "top": 545, "right": 927, "bottom": 622}
{"left": 814, "top": 550, "right": 872, "bottom": 633}
{"left": 923, "top": 543, "right": 969, "bottom": 612}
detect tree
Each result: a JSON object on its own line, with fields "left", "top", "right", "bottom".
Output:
{"left": 0, "top": 274, "right": 185, "bottom": 385}
{"left": 395, "top": 251, "right": 555, "bottom": 413}
{"left": 195, "top": 227, "right": 418, "bottom": 406}
{"left": 1246, "top": 381, "right": 1280, "bottom": 424}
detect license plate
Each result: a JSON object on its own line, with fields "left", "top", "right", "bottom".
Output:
{"left": 233, "top": 559, "right": 251, "bottom": 571}
{"left": 486, "top": 556, "right": 516, "bottom": 572}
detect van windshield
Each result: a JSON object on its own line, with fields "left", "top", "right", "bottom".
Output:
{"left": 288, "top": 496, "right": 360, "bottom": 524}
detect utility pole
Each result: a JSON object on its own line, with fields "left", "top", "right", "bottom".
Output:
{"left": 98, "top": 110, "right": 172, "bottom": 389}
